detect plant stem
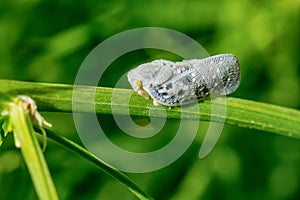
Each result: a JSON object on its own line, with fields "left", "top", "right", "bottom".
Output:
{"left": 0, "top": 79, "right": 299, "bottom": 139}
{"left": 38, "top": 128, "right": 153, "bottom": 200}
{"left": 8, "top": 103, "right": 58, "bottom": 200}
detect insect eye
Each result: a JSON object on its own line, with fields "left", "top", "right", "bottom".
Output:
{"left": 135, "top": 80, "right": 143, "bottom": 88}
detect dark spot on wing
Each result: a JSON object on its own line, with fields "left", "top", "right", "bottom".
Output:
{"left": 195, "top": 84, "right": 210, "bottom": 99}
{"left": 178, "top": 89, "right": 185, "bottom": 96}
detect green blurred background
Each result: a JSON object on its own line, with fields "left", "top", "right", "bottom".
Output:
{"left": 0, "top": 0, "right": 299, "bottom": 199}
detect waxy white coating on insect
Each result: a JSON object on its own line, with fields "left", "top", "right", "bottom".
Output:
{"left": 127, "top": 54, "right": 240, "bottom": 106}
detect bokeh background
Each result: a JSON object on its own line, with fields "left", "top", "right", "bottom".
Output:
{"left": 0, "top": 0, "right": 299, "bottom": 199}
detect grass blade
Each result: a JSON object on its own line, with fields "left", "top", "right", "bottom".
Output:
{"left": 8, "top": 103, "right": 58, "bottom": 200}
{"left": 0, "top": 79, "right": 299, "bottom": 139}
{"left": 37, "top": 128, "right": 153, "bottom": 200}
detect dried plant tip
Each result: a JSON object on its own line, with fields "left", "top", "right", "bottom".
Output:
{"left": 16, "top": 95, "right": 52, "bottom": 128}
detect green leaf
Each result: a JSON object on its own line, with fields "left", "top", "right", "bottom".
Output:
{"left": 0, "top": 92, "right": 152, "bottom": 200}
{"left": 0, "top": 92, "right": 12, "bottom": 146}
{"left": 7, "top": 102, "right": 59, "bottom": 200}
{"left": 0, "top": 116, "right": 10, "bottom": 146}
{"left": 38, "top": 128, "right": 153, "bottom": 200}
{"left": 0, "top": 79, "right": 299, "bottom": 139}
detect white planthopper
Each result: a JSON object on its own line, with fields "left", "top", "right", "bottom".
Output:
{"left": 127, "top": 54, "right": 240, "bottom": 106}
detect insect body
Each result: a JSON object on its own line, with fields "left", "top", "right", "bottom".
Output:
{"left": 127, "top": 54, "right": 240, "bottom": 106}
